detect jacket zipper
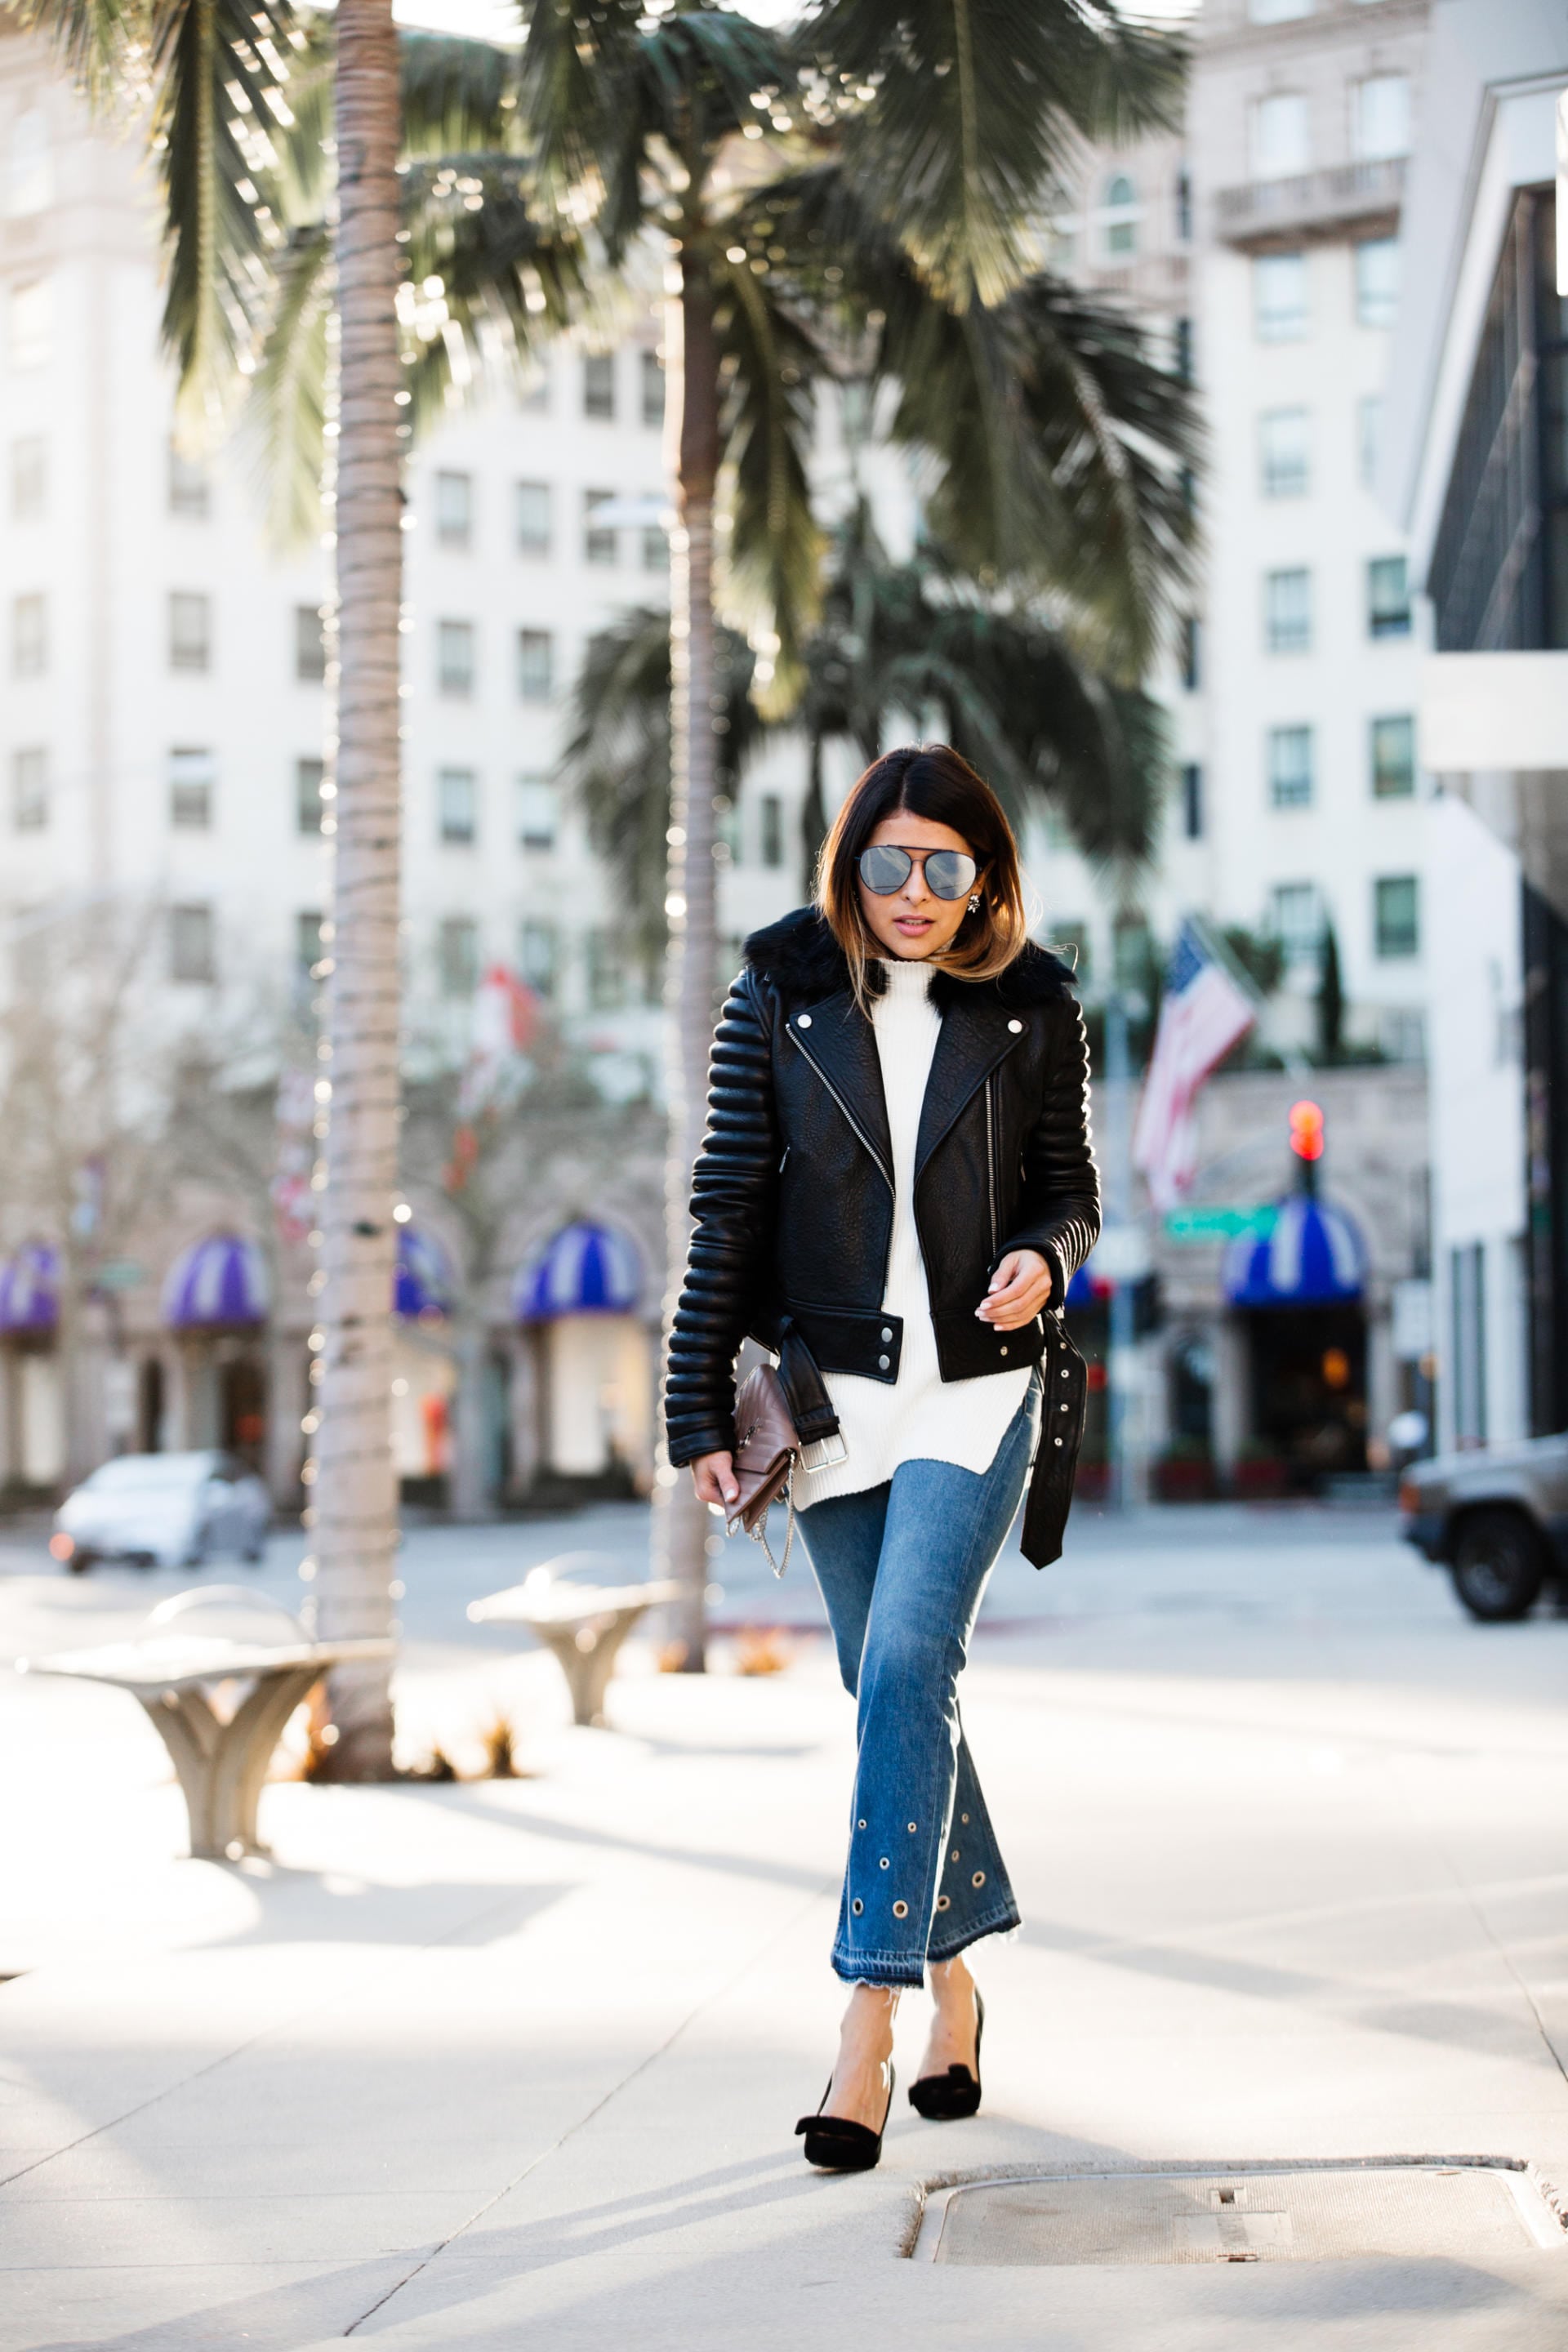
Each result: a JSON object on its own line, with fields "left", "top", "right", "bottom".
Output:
{"left": 984, "top": 1072, "right": 1000, "bottom": 1258}
{"left": 785, "top": 1025, "right": 893, "bottom": 1193}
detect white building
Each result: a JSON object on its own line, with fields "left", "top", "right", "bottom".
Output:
{"left": 1385, "top": 0, "right": 1568, "bottom": 1450}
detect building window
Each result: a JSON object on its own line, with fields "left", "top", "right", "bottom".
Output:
{"left": 1358, "top": 394, "right": 1383, "bottom": 488}
{"left": 1268, "top": 881, "right": 1321, "bottom": 963}
{"left": 521, "top": 362, "right": 550, "bottom": 413}
{"left": 641, "top": 347, "right": 665, "bottom": 426}
{"left": 519, "top": 918, "right": 558, "bottom": 997}
{"left": 515, "top": 775, "right": 557, "bottom": 850}
{"left": 1374, "top": 874, "right": 1419, "bottom": 958}
{"left": 1260, "top": 407, "right": 1310, "bottom": 497}
{"left": 169, "top": 746, "right": 214, "bottom": 829}
{"left": 1352, "top": 74, "right": 1410, "bottom": 162}
{"left": 1265, "top": 568, "right": 1312, "bottom": 653}
{"left": 1354, "top": 235, "right": 1401, "bottom": 328}
{"left": 438, "top": 618, "right": 475, "bottom": 696}
{"left": 8, "top": 109, "right": 52, "bottom": 217}
{"left": 1249, "top": 0, "right": 1312, "bottom": 20}
{"left": 1098, "top": 173, "right": 1139, "bottom": 259}
{"left": 1174, "top": 167, "right": 1192, "bottom": 245}
{"left": 1250, "top": 91, "right": 1310, "bottom": 180}
{"left": 517, "top": 628, "right": 553, "bottom": 702}
{"left": 583, "top": 352, "right": 616, "bottom": 419}
{"left": 11, "top": 591, "right": 46, "bottom": 678}
{"left": 296, "top": 756, "right": 326, "bottom": 834}
{"left": 516, "top": 480, "right": 551, "bottom": 555}
{"left": 1370, "top": 714, "right": 1415, "bottom": 798}
{"left": 438, "top": 766, "right": 477, "bottom": 845}
{"left": 584, "top": 489, "right": 617, "bottom": 565}
{"left": 586, "top": 926, "right": 626, "bottom": 1009}
{"left": 9, "top": 279, "right": 51, "bottom": 370}
{"left": 1178, "top": 613, "right": 1200, "bottom": 690}
{"left": 760, "top": 792, "right": 784, "bottom": 868}
{"left": 10, "top": 436, "right": 45, "bottom": 521}
{"left": 439, "top": 915, "right": 479, "bottom": 996}
{"left": 1367, "top": 555, "right": 1411, "bottom": 637}
{"left": 642, "top": 523, "right": 666, "bottom": 572}
{"left": 1254, "top": 252, "right": 1308, "bottom": 343}
{"left": 12, "top": 746, "right": 47, "bottom": 831}
{"left": 295, "top": 604, "right": 327, "bottom": 683}
{"left": 170, "top": 903, "right": 216, "bottom": 985}
{"left": 1174, "top": 314, "right": 1194, "bottom": 384}
{"left": 169, "top": 443, "right": 209, "bottom": 519}
{"left": 296, "top": 910, "right": 325, "bottom": 978}
{"left": 1268, "top": 724, "right": 1314, "bottom": 808}
{"left": 434, "top": 469, "right": 472, "bottom": 550}
{"left": 169, "top": 591, "right": 211, "bottom": 673}
{"left": 1181, "top": 763, "right": 1203, "bottom": 840}
{"left": 1450, "top": 1241, "right": 1487, "bottom": 1448}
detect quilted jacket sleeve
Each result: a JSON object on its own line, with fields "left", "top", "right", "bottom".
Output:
{"left": 664, "top": 966, "right": 780, "bottom": 1466}
{"left": 997, "top": 996, "right": 1102, "bottom": 1308}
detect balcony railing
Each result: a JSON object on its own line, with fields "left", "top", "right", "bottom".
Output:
{"left": 1214, "top": 156, "right": 1405, "bottom": 246}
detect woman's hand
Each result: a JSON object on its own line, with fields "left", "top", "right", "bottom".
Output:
{"left": 691, "top": 1450, "right": 741, "bottom": 1511}
{"left": 976, "top": 1248, "right": 1053, "bottom": 1330}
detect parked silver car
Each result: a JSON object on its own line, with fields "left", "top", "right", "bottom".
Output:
{"left": 1400, "top": 1436, "right": 1568, "bottom": 1620}
{"left": 51, "top": 1451, "right": 270, "bottom": 1573}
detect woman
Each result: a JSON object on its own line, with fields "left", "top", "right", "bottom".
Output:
{"left": 666, "top": 744, "right": 1099, "bottom": 2171}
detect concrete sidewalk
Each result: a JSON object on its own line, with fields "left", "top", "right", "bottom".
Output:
{"left": 4, "top": 1511, "right": 1568, "bottom": 2348}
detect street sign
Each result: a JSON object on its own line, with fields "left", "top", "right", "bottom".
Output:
{"left": 1163, "top": 1205, "right": 1277, "bottom": 1243}
{"left": 93, "top": 1258, "right": 146, "bottom": 1290}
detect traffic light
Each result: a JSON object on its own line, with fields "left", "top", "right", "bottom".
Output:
{"left": 1289, "top": 1099, "right": 1325, "bottom": 1162}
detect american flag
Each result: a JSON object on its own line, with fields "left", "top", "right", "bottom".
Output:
{"left": 1131, "top": 920, "right": 1257, "bottom": 1210}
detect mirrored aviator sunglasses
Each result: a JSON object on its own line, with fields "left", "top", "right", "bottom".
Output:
{"left": 857, "top": 844, "right": 978, "bottom": 901}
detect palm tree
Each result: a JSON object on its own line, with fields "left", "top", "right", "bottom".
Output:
{"left": 520, "top": 0, "right": 1196, "bottom": 1668}
{"left": 19, "top": 5, "right": 581, "bottom": 1774}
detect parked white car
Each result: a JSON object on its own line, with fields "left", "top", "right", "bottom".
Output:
{"left": 51, "top": 1452, "right": 271, "bottom": 1573}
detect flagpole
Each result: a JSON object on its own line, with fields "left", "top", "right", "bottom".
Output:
{"left": 1105, "top": 988, "right": 1136, "bottom": 1514}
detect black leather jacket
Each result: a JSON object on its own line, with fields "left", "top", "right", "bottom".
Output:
{"left": 666, "top": 908, "right": 1102, "bottom": 1566}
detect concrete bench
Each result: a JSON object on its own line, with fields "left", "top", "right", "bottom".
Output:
{"left": 468, "top": 1554, "right": 681, "bottom": 1727}
{"left": 16, "top": 1588, "right": 394, "bottom": 1862}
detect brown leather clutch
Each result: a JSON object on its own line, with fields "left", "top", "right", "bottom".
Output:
{"left": 725, "top": 1364, "right": 800, "bottom": 1575}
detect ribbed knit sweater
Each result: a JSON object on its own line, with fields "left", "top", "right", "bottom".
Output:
{"left": 796, "top": 958, "right": 1032, "bottom": 1509}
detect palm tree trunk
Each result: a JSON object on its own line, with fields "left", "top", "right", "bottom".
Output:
{"left": 653, "top": 238, "right": 723, "bottom": 1673}
{"left": 311, "top": 0, "right": 403, "bottom": 1777}
{"left": 800, "top": 733, "right": 826, "bottom": 898}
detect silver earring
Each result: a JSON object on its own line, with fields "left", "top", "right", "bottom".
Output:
{"left": 967, "top": 894, "right": 980, "bottom": 913}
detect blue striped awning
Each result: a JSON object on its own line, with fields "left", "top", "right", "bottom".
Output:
{"left": 513, "top": 1222, "right": 641, "bottom": 1321}
{"left": 395, "top": 1224, "right": 455, "bottom": 1321}
{"left": 163, "top": 1235, "right": 270, "bottom": 1329}
{"left": 1223, "top": 1193, "right": 1367, "bottom": 1307}
{"left": 0, "top": 1243, "right": 59, "bottom": 1334}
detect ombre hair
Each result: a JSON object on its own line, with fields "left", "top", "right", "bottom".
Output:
{"left": 817, "top": 745, "right": 1030, "bottom": 1009}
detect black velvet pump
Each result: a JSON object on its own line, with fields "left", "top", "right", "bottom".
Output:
{"left": 907, "top": 1989, "right": 985, "bottom": 2121}
{"left": 796, "top": 2068, "right": 896, "bottom": 2172}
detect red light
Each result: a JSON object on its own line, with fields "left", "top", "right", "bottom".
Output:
{"left": 48, "top": 1532, "right": 74, "bottom": 1561}
{"left": 1289, "top": 1099, "right": 1325, "bottom": 1161}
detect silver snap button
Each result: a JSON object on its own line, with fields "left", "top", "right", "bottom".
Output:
{"left": 797, "top": 1013, "right": 811, "bottom": 1028}
{"left": 892, "top": 1900, "right": 909, "bottom": 1919}
{"left": 1054, "top": 1436, "right": 1063, "bottom": 1446}
{"left": 1000, "top": 1345, "right": 1008, "bottom": 1356}
{"left": 878, "top": 1354, "right": 890, "bottom": 1370}
{"left": 972, "top": 1870, "right": 986, "bottom": 1888}
{"left": 1008, "top": 1018, "right": 1024, "bottom": 1033}
{"left": 1060, "top": 1368, "right": 1069, "bottom": 1379}
{"left": 880, "top": 1326, "right": 893, "bottom": 1343}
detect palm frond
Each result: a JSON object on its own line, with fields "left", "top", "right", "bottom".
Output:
{"left": 149, "top": 0, "right": 305, "bottom": 434}
{"left": 803, "top": 0, "right": 1185, "bottom": 306}
{"left": 514, "top": 0, "right": 646, "bottom": 216}
{"left": 247, "top": 216, "right": 331, "bottom": 546}
{"left": 399, "top": 31, "right": 523, "bottom": 157}
{"left": 12, "top": 0, "right": 151, "bottom": 109}
{"left": 712, "top": 257, "right": 826, "bottom": 717}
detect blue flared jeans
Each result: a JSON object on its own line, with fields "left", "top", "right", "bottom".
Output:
{"left": 797, "top": 1373, "right": 1040, "bottom": 1989}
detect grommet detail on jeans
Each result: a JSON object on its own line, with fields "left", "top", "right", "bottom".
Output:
{"left": 858, "top": 1819, "right": 866, "bottom": 1830}
{"left": 878, "top": 1354, "right": 890, "bottom": 1370}
{"left": 951, "top": 1848, "right": 960, "bottom": 1862}
{"left": 972, "top": 1870, "right": 986, "bottom": 1888}
{"left": 796, "top": 1013, "right": 812, "bottom": 1028}
{"left": 880, "top": 1856, "right": 889, "bottom": 1869}
{"left": 852, "top": 1898, "right": 863, "bottom": 1915}
{"left": 961, "top": 1814, "right": 970, "bottom": 1824}
{"left": 892, "top": 1900, "right": 908, "bottom": 1919}
{"left": 907, "top": 1822, "right": 917, "bottom": 1833}
{"left": 1008, "top": 1018, "right": 1024, "bottom": 1033}
{"left": 936, "top": 1894, "right": 951, "bottom": 1912}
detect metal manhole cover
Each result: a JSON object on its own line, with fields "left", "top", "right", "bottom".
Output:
{"left": 920, "top": 2167, "right": 1563, "bottom": 2266}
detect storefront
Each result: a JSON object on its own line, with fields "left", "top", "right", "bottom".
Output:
{"left": 391, "top": 1221, "right": 460, "bottom": 1497}
{"left": 159, "top": 1234, "right": 271, "bottom": 1467}
{"left": 512, "top": 1220, "right": 652, "bottom": 1497}
{"left": 1221, "top": 1191, "right": 1370, "bottom": 1492}
{"left": 0, "top": 1244, "right": 63, "bottom": 1492}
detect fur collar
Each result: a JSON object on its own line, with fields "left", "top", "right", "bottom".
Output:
{"left": 742, "top": 905, "right": 1076, "bottom": 1015}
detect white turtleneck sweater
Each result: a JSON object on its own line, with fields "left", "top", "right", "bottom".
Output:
{"left": 795, "top": 958, "right": 1032, "bottom": 1509}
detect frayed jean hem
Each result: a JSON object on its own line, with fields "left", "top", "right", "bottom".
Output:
{"left": 830, "top": 1946, "right": 929, "bottom": 1990}
{"left": 925, "top": 1900, "right": 1022, "bottom": 1966}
